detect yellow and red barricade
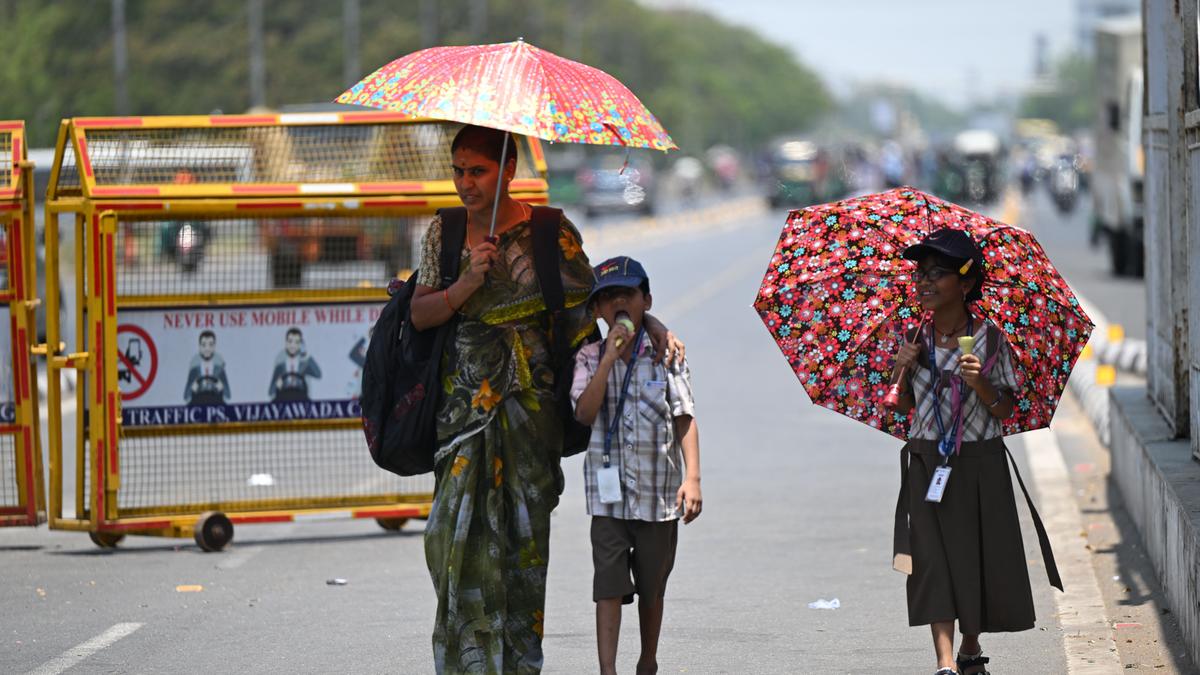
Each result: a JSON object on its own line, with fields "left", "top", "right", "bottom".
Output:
{"left": 0, "top": 121, "right": 45, "bottom": 527}
{"left": 41, "top": 112, "right": 549, "bottom": 549}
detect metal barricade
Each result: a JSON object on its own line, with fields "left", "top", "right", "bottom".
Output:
{"left": 0, "top": 121, "right": 45, "bottom": 527}
{"left": 41, "top": 113, "right": 549, "bottom": 549}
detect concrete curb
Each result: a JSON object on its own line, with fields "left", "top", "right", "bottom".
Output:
{"left": 1064, "top": 296, "right": 1131, "bottom": 447}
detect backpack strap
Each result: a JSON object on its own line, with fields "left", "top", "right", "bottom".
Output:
{"left": 529, "top": 206, "right": 566, "bottom": 312}
{"left": 436, "top": 207, "right": 467, "bottom": 288}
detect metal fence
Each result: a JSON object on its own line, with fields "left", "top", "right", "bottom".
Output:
{"left": 43, "top": 113, "right": 549, "bottom": 549}
{"left": 0, "top": 120, "right": 46, "bottom": 528}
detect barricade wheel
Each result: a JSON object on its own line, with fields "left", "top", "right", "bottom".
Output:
{"left": 194, "top": 511, "right": 234, "bottom": 552}
{"left": 375, "top": 517, "right": 409, "bottom": 531}
{"left": 89, "top": 532, "right": 125, "bottom": 548}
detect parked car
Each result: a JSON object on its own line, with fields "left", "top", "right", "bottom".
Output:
{"left": 576, "top": 153, "right": 657, "bottom": 217}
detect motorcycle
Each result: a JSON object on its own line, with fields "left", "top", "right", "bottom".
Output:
{"left": 160, "top": 221, "right": 211, "bottom": 273}
{"left": 1049, "top": 159, "right": 1079, "bottom": 214}
{"left": 1019, "top": 158, "right": 1037, "bottom": 195}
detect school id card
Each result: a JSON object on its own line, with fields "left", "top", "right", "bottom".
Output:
{"left": 596, "top": 465, "right": 623, "bottom": 504}
{"left": 925, "top": 466, "right": 951, "bottom": 503}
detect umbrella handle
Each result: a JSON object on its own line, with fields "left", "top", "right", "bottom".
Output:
{"left": 882, "top": 315, "right": 930, "bottom": 409}
{"left": 882, "top": 380, "right": 906, "bottom": 409}
{"left": 487, "top": 131, "right": 512, "bottom": 238}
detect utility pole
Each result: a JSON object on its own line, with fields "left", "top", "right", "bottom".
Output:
{"left": 248, "top": 0, "right": 266, "bottom": 109}
{"left": 112, "top": 0, "right": 129, "bottom": 115}
{"left": 420, "top": 0, "right": 438, "bottom": 48}
{"left": 343, "top": 0, "right": 360, "bottom": 86}
{"left": 469, "top": 0, "right": 488, "bottom": 42}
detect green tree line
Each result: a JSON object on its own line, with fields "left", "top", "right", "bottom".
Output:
{"left": 1018, "top": 53, "right": 1094, "bottom": 133}
{"left": 0, "top": 0, "right": 831, "bottom": 152}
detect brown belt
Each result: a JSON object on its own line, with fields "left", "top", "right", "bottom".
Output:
{"left": 892, "top": 438, "right": 1063, "bottom": 591}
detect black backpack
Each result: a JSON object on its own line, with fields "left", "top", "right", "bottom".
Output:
{"left": 359, "top": 209, "right": 465, "bottom": 476}
{"left": 528, "top": 208, "right": 600, "bottom": 458}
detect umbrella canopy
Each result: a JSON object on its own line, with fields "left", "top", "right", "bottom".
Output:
{"left": 753, "top": 187, "right": 1093, "bottom": 440}
{"left": 336, "top": 39, "right": 675, "bottom": 152}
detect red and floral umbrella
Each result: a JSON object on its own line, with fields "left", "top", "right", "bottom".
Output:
{"left": 336, "top": 39, "right": 675, "bottom": 152}
{"left": 753, "top": 187, "right": 1093, "bottom": 439}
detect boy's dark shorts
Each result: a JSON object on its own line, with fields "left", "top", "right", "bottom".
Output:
{"left": 590, "top": 516, "right": 678, "bottom": 604}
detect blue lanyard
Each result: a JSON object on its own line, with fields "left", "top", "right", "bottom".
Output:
{"left": 927, "top": 315, "right": 972, "bottom": 460}
{"left": 599, "top": 330, "right": 645, "bottom": 468}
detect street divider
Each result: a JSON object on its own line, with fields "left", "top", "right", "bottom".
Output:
{"left": 0, "top": 120, "right": 46, "bottom": 528}
{"left": 40, "top": 113, "right": 552, "bottom": 550}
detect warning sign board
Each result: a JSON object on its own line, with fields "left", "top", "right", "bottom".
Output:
{"left": 117, "top": 324, "right": 158, "bottom": 401}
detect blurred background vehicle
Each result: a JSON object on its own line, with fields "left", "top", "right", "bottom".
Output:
{"left": 546, "top": 146, "right": 586, "bottom": 206}
{"left": 705, "top": 144, "right": 742, "bottom": 192}
{"left": 159, "top": 220, "right": 211, "bottom": 274}
{"left": 576, "top": 152, "right": 657, "bottom": 217}
{"left": 670, "top": 156, "right": 705, "bottom": 202}
{"left": 1091, "top": 15, "right": 1144, "bottom": 276}
{"left": 261, "top": 216, "right": 414, "bottom": 288}
{"left": 1048, "top": 155, "right": 1081, "bottom": 214}
{"left": 952, "top": 129, "right": 1004, "bottom": 204}
{"left": 763, "top": 138, "right": 828, "bottom": 208}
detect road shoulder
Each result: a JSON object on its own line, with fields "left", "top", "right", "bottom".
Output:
{"left": 1040, "top": 386, "right": 1194, "bottom": 672}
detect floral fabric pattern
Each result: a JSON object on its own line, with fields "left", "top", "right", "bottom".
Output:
{"left": 753, "top": 187, "right": 1093, "bottom": 439}
{"left": 419, "top": 214, "right": 595, "bottom": 674}
{"left": 337, "top": 40, "right": 676, "bottom": 152}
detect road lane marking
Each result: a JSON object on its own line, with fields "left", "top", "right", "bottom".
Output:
{"left": 26, "top": 622, "right": 143, "bottom": 675}
{"left": 1021, "top": 430, "right": 1122, "bottom": 674}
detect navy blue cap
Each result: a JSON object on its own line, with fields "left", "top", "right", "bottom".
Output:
{"left": 588, "top": 256, "right": 649, "bottom": 303}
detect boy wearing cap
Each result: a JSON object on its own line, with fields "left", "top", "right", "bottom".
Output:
{"left": 571, "top": 256, "right": 702, "bottom": 675}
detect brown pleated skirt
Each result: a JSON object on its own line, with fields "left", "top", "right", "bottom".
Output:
{"left": 893, "top": 437, "right": 1061, "bottom": 635}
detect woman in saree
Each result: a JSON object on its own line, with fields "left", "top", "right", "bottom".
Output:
{"left": 409, "top": 125, "right": 680, "bottom": 674}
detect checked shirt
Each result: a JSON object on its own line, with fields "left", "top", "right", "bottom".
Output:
{"left": 908, "top": 321, "right": 1018, "bottom": 442}
{"left": 570, "top": 339, "right": 695, "bottom": 522}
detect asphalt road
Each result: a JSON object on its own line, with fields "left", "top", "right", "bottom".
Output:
{"left": 1, "top": 185, "right": 1178, "bottom": 674}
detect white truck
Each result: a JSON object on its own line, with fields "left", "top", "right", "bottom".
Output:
{"left": 1092, "top": 15, "right": 1144, "bottom": 276}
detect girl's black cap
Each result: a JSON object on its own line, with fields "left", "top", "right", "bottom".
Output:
{"left": 902, "top": 229, "right": 984, "bottom": 273}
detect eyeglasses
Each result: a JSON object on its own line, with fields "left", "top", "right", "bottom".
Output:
{"left": 911, "top": 266, "right": 955, "bottom": 283}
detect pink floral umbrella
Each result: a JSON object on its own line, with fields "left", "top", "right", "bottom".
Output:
{"left": 336, "top": 39, "right": 674, "bottom": 152}
{"left": 337, "top": 39, "right": 674, "bottom": 235}
{"left": 753, "top": 187, "right": 1093, "bottom": 439}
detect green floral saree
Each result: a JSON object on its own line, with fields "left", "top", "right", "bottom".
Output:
{"left": 416, "top": 213, "right": 595, "bottom": 674}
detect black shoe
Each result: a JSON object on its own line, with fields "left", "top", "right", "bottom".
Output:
{"left": 956, "top": 653, "right": 990, "bottom": 675}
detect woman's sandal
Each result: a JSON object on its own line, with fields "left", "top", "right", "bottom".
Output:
{"left": 934, "top": 669, "right": 958, "bottom": 675}
{"left": 956, "top": 652, "right": 990, "bottom": 675}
